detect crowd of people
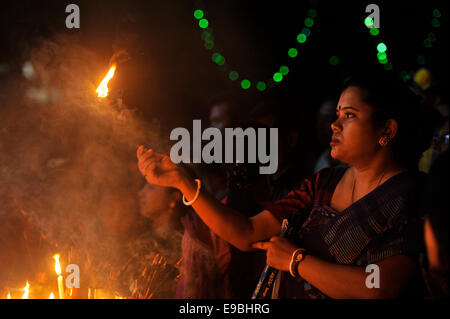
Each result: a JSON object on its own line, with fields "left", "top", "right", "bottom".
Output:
{"left": 133, "top": 71, "right": 448, "bottom": 299}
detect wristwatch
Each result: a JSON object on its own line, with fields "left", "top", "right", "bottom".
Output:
{"left": 289, "top": 248, "right": 307, "bottom": 279}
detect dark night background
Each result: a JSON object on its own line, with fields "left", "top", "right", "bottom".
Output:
{"left": 0, "top": 0, "right": 448, "bottom": 135}
{"left": 0, "top": 0, "right": 448, "bottom": 299}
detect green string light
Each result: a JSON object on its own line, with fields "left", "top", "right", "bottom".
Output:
{"left": 329, "top": 56, "right": 340, "bottom": 66}
{"left": 273, "top": 72, "right": 283, "bottom": 82}
{"left": 279, "top": 65, "right": 289, "bottom": 76}
{"left": 304, "top": 17, "right": 314, "bottom": 27}
{"left": 288, "top": 48, "right": 298, "bottom": 58}
{"left": 370, "top": 28, "right": 379, "bottom": 36}
{"left": 229, "top": 71, "right": 239, "bottom": 81}
{"left": 377, "top": 43, "right": 387, "bottom": 52}
{"left": 432, "top": 9, "right": 442, "bottom": 18}
{"left": 194, "top": 9, "right": 204, "bottom": 20}
{"left": 431, "top": 18, "right": 440, "bottom": 28}
{"left": 302, "top": 28, "right": 311, "bottom": 37}
{"left": 256, "top": 81, "right": 267, "bottom": 91}
{"left": 241, "top": 79, "right": 251, "bottom": 89}
{"left": 199, "top": 18, "right": 209, "bottom": 29}
{"left": 364, "top": 17, "right": 374, "bottom": 27}
{"left": 297, "top": 33, "right": 307, "bottom": 43}
{"left": 307, "top": 9, "right": 317, "bottom": 18}
{"left": 195, "top": 5, "right": 317, "bottom": 91}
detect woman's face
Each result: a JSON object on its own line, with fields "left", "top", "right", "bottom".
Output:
{"left": 330, "top": 86, "right": 382, "bottom": 165}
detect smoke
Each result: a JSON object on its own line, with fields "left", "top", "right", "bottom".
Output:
{"left": 0, "top": 33, "right": 180, "bottom": 297}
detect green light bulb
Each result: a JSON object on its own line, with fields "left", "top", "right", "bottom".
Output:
{"left": 364, "top": 17, "right": 374, "bottom": 27}
{"left": 199, "top": 19, "right": 209, "bottom": 29}
{"left": 329, "top": 56, "right": 340, "bottom": 66}
{"left": 307, "top": 9, "right": 317, "bottom": 18}
{"left": 229, "top": 71, "right": 239, "bottom": 81}
{"left": 256, "top": 81, "right": 267, "bottom": 91}
{"left": 370, "top": 28, "right": 379, "bottom": 36}
{"left": 279, "top": 65, "right": 289, "bottom": 76}
{"left": 377, "top": 52, "right": 387, "bottom": 60}
{"left": 432, "top": 18, "right": 440, "bottom": 28}
{"left": 433, "top": 9, "right": 442, "bottom": 18}
{"left": 194, "top": 9, "right": 204, "bottom": 20}
{"left": 204, "top": 41, "right": 214, "bottom": 50}
{"left": 377, "top": 43, "right": 387, "bottom": 52}
{"left": 297, "top": 33, "right": 307, "bottom": 43}
{"left": 304, "top": 17, "right": 314, "bottom": 27}
{"left": 273, "top": 73, "right": 283, "bottom": 82}
{"left": 241, "top": 79, "right": 251, "bottom": 89}
{"left": 288, "top": 48, "right": 298, "bottom": 58}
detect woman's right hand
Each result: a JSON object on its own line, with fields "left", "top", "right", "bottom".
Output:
{"left": 137, "top": 145, "right": 185, "bottom": 189}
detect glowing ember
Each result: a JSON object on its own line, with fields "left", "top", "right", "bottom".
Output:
{"left": 96, "top": 65, "right": 116, "bottom": 98}
{"left": 22, "top": 281, "right": 30, "bottom": 299}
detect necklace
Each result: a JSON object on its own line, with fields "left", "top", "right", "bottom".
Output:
{"left": 351, "top": 170, "right": 387, "bottom": 204}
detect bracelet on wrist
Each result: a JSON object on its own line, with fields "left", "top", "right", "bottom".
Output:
{"left": 289, "top": 248, "right": 307, "bottom": 278}
{"left": 182, "top": 179, "right": 201, "bottom": 206}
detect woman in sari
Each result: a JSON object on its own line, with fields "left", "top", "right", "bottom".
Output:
{"left": 136, "top": 76, "right": 434, "bottom": 298}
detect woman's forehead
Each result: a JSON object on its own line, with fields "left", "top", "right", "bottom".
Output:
{"left": 337, "top": 87, "right": 370, "bottom": 110}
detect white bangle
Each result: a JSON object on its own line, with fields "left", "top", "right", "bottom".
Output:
{"left": 182, "top": 179, "right": 201, "bottom": 206}
{"left": 289, "top": 248, "right": 306, "bottom": 278}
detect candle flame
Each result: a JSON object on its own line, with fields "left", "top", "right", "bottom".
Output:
{"left": 53, "top": 253, "right": 62, "bottom": 276}
{"left": 7, "top": 292, "right": 11, "bottom": 299}
{"left": 96, "top": 65, "right": 116, "bottom": 98}
{"left": 22, "top": 281, "right": 30, "bottom": 299}
{"left": 49, "top": 292, "right": 55, "bottom": 299}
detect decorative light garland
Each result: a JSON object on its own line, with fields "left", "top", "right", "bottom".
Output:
{"left": 193, "top": 4, "right": 444, "bottom": 90}
{"left": 193, "top": 3, "right": 318, "bottom": 92}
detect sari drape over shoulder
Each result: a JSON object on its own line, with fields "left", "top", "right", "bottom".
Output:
{"left": 265, "top": 167, "right": 427, "bottom": 298}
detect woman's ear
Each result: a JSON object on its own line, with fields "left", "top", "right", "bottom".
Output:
{"left": 384, "top": 119, "right": 398, "bottom": 141}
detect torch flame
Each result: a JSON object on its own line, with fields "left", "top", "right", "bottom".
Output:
{"left": 49, "top": 292, "right": 55, "bottom": 299}
{"left": 22, "top": 281, "right": 30, "bottom": 299}
{"left": 96, "top": 65, "right": 116, "bottom": 98}
{"left": 53, "top": 254, "right": 62, "bottom": 276}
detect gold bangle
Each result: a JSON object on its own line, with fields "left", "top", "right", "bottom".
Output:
{"left": 182, "top": 179, "right": 201, "bottom": 206}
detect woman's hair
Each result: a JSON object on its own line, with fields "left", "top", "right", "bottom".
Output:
{"left": 343, "top": 74, "right": 441, "bottom": 169}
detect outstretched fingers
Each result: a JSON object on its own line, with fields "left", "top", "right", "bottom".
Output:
{"left": 251, "top": 241, "right": 271, "bottom": 251}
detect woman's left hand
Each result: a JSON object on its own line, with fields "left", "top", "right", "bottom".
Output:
{"left": 251, "top": 237, "right": 299, "bottom": 272}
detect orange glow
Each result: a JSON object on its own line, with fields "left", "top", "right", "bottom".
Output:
{"left": 96, "top": 65, "right": 116, "bottom": 98}
{"left": 49, "top": 292, "right": 55, "bottom": 299}
{"left": 7, "top": 292, "right": 11, "bottom": 299}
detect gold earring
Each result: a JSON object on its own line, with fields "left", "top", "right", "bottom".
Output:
{"left": 379, "top": 136, "right": 389, "bottom": 147}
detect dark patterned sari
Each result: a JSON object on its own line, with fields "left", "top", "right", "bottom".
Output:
{"left": 266, "top": 166, "right": 427, "bottom": 298}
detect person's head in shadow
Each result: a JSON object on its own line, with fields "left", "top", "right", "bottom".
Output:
{"left": 138, "top": 183, "right": 183, "bottom": 233}
{"left": 423, "top": 150, "right": 449, "bottom": 298}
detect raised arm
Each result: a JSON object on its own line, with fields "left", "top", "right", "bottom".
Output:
{"left": 137, "top": 146, "right": 281, "bottom": 251}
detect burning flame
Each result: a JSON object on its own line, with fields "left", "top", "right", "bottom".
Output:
{"left": 96, "top": 65, "right": 116, "bottom": 98}
{"left": 49, "top": 292, "right": 55, "bottom": 299}
{"left": 7, "top": 292, "right": 11, "bottom": 299}
{"left": 22, "top": 281, "right": 30, "bottom": 299}
{"left": 53, "top": 254, "right": 62, "bottom": 276}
